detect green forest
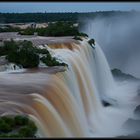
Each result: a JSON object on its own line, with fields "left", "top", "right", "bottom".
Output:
{"left": 0, "top": 11, "right": 138, "bottom": 23}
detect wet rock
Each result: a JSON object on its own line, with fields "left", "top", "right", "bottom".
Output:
{"left": 134, "top": 105, "right": 140, "bottom": 117}
{"left": 101, "top": 94, "right": 118, "bottom": 107}
{"left": 102, "top": 100, "right": 111, "bottom": 107}
{"left": 117, "top": 130, "right": 140, "bottom": 138}
{"left": 137, "top": 88, "right": 140, "bottom": 96}
{"left": 123, "top": 118, "right": 140, "bottom": 131}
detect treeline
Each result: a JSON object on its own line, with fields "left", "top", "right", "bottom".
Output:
{"left": 0, "top": 27, "right": 20, "bottom": 32}
{"left": 0, "top": 11, "right": 139, "bottom": 23}
{"left": 0, "top": 13, "right": 79, "bottom": 23}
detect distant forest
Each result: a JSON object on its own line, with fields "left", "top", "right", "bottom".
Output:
{"left": 0, "top": 11, "right": 139, "bottom": 23}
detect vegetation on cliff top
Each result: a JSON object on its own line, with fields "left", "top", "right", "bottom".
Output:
{"left": 0, "top": 115, "right": 37, "bottom": 138}
{"left": 18, "top": 21, "right": 88, "bottom": 37}
{"left": 111, "top": 68, "right": 138, "bottom": 80}
{"left": 0, "top": 39, "right": 68, "bottom": 68}
{"left": 0, "top": 21, "right": 88, "bottom": 38}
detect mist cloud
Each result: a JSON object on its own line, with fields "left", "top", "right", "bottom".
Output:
{"left": 79, "top": 12, "right": 140, "bottom": 78}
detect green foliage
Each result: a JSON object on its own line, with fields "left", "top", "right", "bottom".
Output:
{"left": 0, "top": 119, "right": 12, "bottom": 133}
{"left": 35, "top": 48, "right": 49, "bottom": 54}
{"left": 0, "top": 11, "right": 135, "bottom": 24}
{"left": 0, "top": 39, "right": 19, "bottom": 56}
{"left": 19, "top": 126, "right": 34, "bottom": 137}
{"left": 88, "top": 38, "right": 95, "bottom": 46}
{"left": 18, "top": 27, "right": 34, "bottom": 35}
{"left": 0, "top": 40, "right": 67, "bottom": 68}
{"left": 18, "top": 21, "right": 81, "bottom": 37}
{"left": 40, "top": 54, "right": 68, "bottom": 67}
{"left": 28, "top": 120, "right": 37, "bottom": 133}
{"left": 14, "top": 115, "right": 29, "bottom": 126}
{"left": 1, "top": 116, "right": 15, "bottom": 127}
{"left": 18, "top": 121, "right": 37, "bottom": 137}
{"left": 37, "top": 45, "right": 68, "bottom": 67}
{"left": 18, "top": 21, "right": 88, "bottom": 37}
{"left": 1, "top": 40, "right": 39, "bottom": 68}
{"left": 0, "top": 27, "right": 20, "bottom": 32}
{"left": 73, "top": 36, "right": 83, "bottom": 41}
{"left": 14, "top": 47, "right": 39, "bottom": 68}
{"left": 0, "top": 115, "right": 37, "bottom": 138}
{"left": 0, "top": 46, "right": 7, "bottom": 56}
{"left": 43, "top": 21, "right": 79, "bottom": 36}
{"left": 0, "top": 13, "right": 79, "bottom": 23}
{"left": 77, "top": 32, "right": 88, "bottom": 37}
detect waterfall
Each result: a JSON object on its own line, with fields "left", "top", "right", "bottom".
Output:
{"left": 0, "top": 63, "right": 25, "bottom": 73}
{"left": 25, "top": 38, "right": 118, "bottom": 137}
{"left": 92, "top": 42, "right": 117, "bottom": 101}
{"left": 0, "top": 38, "right": 137, "bottom": 137}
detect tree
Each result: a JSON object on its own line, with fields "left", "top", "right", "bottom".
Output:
{"left": 14, "top": 115, "right": 29, "bottom": 125}
{"left": 5, "top": 40, "right": 40, "bottom": 68}
{"left": 0, "top": 40, "right": 67, "bottom": 68}
{"left": 0, "top": 115, "right": 37, "bottom": 138}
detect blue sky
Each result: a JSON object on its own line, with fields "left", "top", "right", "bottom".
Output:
{"left": 0, "top": 2, "right": 140, "bottom": 13}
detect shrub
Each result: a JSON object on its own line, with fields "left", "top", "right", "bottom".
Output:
{"left": 0, "top": 134, "right": 10, "bottom": 138}
{"left": 35, "top": 48, "right": 49, "bottom": 54}
{"left": 20, "top": 21, "right": 81, "bottom": 37}
{"left": 19, "top": 126, "right": 35, "bottom": 137}
{"left": 0, "top": 121, "right": 12, "bottom": 133}
{"left": 18, "top": 27, "right": 34, "bottom": 35}
{"left": 16, "top": 48, "right": 39, "bottom": 68}
{"left": 78, "top": 32, "right": 88, "bottom": 37}
{"left": 40, "top": 55, "right": 68, "bottom": 67}
{"left": 14, "top": 115, "right": 29, "bottom": 126}
{"left": 1, "top": 116, "right": 15, "bottom": 127}
{"left": 28, "top": 121, "right": 37, "bottom": 133}
{"left": 4, "top": 40, "right": 40, "bottom": 68}
{"left": 88, "top": 38, "right": 95, "bottom": 46}
{"left": 0, "top": 115, "right": 37, "bottom": 138}
{"left": 0, "top": 39, "right": 68, "bottom": 68}
{"left": 0, "top": 27, "right": 20, "bottom": 33}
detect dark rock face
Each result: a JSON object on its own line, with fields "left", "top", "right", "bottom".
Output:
{"left": 101, "top": 94, "right": 118, "bottom": 107}
{"left": 134, "top": 105, "right": 140, "bottom": 117}
{"left": 117, "top": 130, "right": 140, "bottom": 138}
{"left": 115, "top": 115, "right": 140, "bottom": 138}
{"left": 120, "top": 102, "right": 140, "bottom": 138}
{"left": 111, "top": 68, "right": 139, "bottom": 81}
{"left": 123, "top": 118, "right": 140, "bottom": 138}
{"left": 118, "top": 115, "right": 140, "bottom": 138}
{"left": 124, "top": 119, "right": 140, "bottom": 130}
{"left": 137, "top": 88, "right": 140, "bottom": 96}
{"left": 102, "top": 100, "right": 111, "bottom": 107}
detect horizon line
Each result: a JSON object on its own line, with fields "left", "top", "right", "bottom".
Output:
{"left": 0, "top": 10, "right": 139, "bottom": 14}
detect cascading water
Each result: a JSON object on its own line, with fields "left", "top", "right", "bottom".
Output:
{"left": 0, "top": 63, "right": 24, "bottom": 73}
{"left": 91, "top": 42, "right": 118, "bottom": 102}
{"left": 0, "top": 38, "right": 139, "bottom": 137}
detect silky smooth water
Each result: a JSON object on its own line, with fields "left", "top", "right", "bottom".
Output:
{"left": 0, "top": 38, "right": 139, "bottom": 137}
